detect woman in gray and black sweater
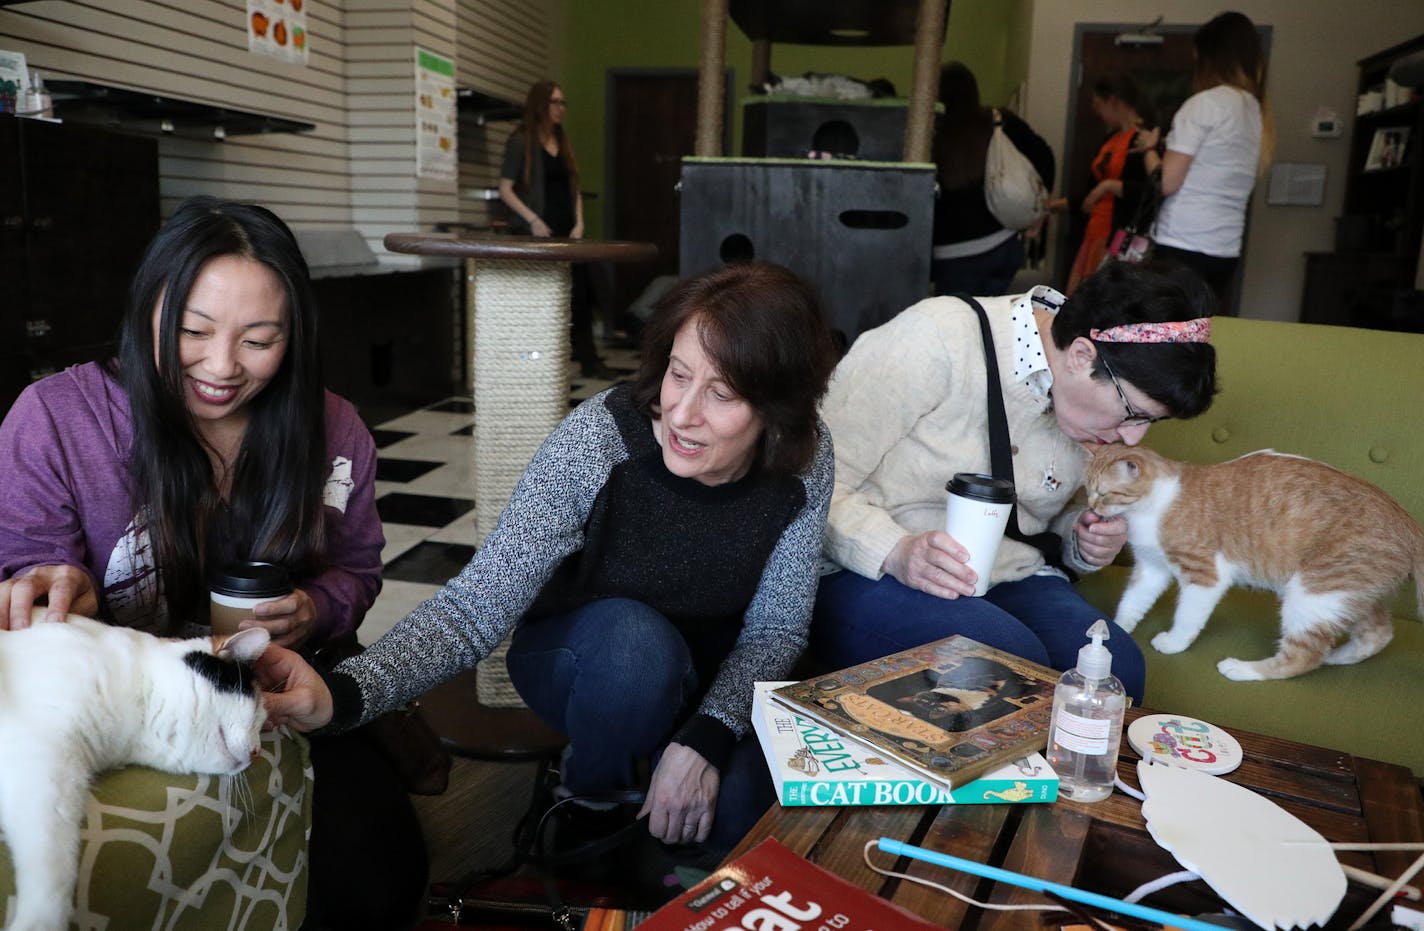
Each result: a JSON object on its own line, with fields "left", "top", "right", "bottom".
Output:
{"left": 259, "top": 262, "right": 838, "bottom": 856}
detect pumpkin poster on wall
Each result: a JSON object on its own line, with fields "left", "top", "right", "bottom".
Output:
{"left": 415, "top": 48, "right": 457, "bottom": 182}
{"left": 248, "top": 0, "right": 309, "bottom": 66}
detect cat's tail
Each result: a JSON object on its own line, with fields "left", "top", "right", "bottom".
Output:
{"left": 1412, "top": 522, "right": 1424, "bottom": 621}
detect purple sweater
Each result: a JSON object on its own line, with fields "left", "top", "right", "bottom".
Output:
{"left": 0, "top": 363, "right": 384, "bottom": 639}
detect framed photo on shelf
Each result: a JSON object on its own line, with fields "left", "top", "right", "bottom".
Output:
{"left": 1364, "top": 126, "right": 1409, "bottom": 171}
{"left": 0, "top": 49, "right": 27, "bottom": 115}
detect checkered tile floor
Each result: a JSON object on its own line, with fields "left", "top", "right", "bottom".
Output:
{"left": 357, "top": 343, "right": 641, "bottom": 644}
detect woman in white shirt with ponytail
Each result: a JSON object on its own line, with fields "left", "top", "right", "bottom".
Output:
{"left": 1145, "top": 10, "right": 1273, "bottom": 314}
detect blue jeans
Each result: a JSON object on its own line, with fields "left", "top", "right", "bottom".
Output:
{"left": 506, "top": 598, "right": 774, "bottom": 851}
{"left": 810, "top": 571, "right": 1146, "bottom": 704}
{"left": 932, "top": 233, "right": 1025, "bottom": 297}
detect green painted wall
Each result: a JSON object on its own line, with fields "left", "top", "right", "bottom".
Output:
{"left": 562, "top": 0, "right": 1030, "bottom": 237}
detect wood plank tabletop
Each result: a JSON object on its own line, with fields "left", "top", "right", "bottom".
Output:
{"left": 728, "top": 707, "right": 1424, "bottom": 929}
{"left": 383, "top": 233, "right": 658, "bottom": 264}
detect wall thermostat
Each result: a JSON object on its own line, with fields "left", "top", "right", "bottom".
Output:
{"left": 1312, "top": 109, "right": 1344, "bottom": 139}
{"left": 1312, "top": 117, "right": 1343, "bottom": 138}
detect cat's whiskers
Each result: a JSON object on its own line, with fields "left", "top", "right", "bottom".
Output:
{"left": 223, "top": 766, "right": 257, "bottom": 818}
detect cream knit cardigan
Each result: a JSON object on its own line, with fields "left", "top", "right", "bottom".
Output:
{"left": 821, "top": 293, "right": 1097, "bottom": 585}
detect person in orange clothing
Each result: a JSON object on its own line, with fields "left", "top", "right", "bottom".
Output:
{"left": 1066, "top": 74, "right": 1157, "bottom": 293}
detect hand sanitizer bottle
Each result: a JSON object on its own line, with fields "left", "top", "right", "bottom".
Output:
{"left": 1048, "top": 619, "right": 1126, "bottom": 802}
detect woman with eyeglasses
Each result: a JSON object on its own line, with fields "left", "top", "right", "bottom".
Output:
{"left": 809, "top": 261, "right": 1219, "bottom": 703}
{"left": 499, "top": 79, "right": 613, "bottom": 377}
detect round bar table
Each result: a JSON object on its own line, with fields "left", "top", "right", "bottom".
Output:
{"left": 384, "top": 234, "right": 656, "bottom": 705}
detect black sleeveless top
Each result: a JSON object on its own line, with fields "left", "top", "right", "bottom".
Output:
{"left": 541, "top": 148, "right": 575, "bottom": 235}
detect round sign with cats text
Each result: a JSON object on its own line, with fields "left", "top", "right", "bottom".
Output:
{"left": 1128, "top": 713, "right": 1243, "bottom": 775}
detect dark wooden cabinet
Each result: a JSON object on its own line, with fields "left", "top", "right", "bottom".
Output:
{"left": 0, "top": 114, "right": 159, "bottom": 416}
{"left": 311, "top": 266, "right": 461, "bottom": 415}
{"left": 1302, "top": 35, "right": 1424, "bottom": 329}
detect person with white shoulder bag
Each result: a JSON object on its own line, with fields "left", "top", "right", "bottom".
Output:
{"left": 932, "top": 62, "right": 1057, "bottom": 297}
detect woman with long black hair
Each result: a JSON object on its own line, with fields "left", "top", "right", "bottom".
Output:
{"left": 0, "top": 196, "right": 427, "bottom": 930}
{"left": 931, "top": 62, "right": 1056, "bottom": 297}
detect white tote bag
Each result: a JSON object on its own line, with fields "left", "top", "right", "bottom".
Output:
{"left": 984, "top": 109, "right": 1048, "bottom": 230}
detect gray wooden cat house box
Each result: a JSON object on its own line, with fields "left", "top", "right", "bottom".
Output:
{"left": 681, "top": 0, "right": 949, "bottom": 344}
{"left": 679, "top": 157, "right": 935, "bottom": 339}
{"left": 743, "top": 97, "right": 917, "bottom": 161}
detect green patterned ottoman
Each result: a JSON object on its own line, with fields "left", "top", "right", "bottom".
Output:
{"left": 0, "top": 728, "right": 312, "bottom": 930}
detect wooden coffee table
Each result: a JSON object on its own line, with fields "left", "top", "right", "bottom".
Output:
{"left": 727, "top": 707, "right": 1424, "bottom": 929}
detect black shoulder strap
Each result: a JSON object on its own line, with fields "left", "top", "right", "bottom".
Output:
{"left": 956, "top": 294, "right": 1076, "bottom": 580}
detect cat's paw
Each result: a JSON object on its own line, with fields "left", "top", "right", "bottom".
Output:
{"left": 1150, "top": 631, "right": 1192, "bottom": 654}
{"left": 1217, "top": 657, "right": 1265, "bottom": 681}
{"left": 1115, "top": 614, "right": 1142, "bottom": 633}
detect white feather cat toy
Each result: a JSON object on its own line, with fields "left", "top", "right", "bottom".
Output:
{"left": 0, "top": 610, "right": 269, "bottom": 931}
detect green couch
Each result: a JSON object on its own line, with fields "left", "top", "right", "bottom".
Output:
{"left": 1075, "top": 315, "right": 1424, "bottom": 776}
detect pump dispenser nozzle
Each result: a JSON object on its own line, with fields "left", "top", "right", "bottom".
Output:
{"left": 1076, "top": 619, "right": 1113, "bottom": 680}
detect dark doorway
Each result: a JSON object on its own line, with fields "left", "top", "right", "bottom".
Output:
{"left": 1057, "top": 28, "right": 1197, "bottom": 289}
{"left": 1058, "top": 24, "right": 1270, "bottom": 312}
{"left": 606, "top": 69, "right": 727, "bottom": 323}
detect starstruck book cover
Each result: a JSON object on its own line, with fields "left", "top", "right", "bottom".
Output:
{"left": 753, "top": 681, "right": 1057, "bottom": 806}
{"left": 769, "top": 636, "right": 1057, "bottom": 791}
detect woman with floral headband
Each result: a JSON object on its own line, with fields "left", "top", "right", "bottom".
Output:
{"left": 811, "top": 261, "right": 1218, "bottom": 702}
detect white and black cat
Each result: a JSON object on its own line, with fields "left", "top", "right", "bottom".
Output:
{"left": 0, "top": 611, "right": 269, "bottom": 931}
{"left": 1083, "top": 444, "right": 1424, "bottom": 680}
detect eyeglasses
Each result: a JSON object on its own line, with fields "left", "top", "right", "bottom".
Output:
{"left": 1099, "top": 355, "right": 1169, "bottom": 427}
{"left": 549, "top": 97, "right": 567, "bottom": 107}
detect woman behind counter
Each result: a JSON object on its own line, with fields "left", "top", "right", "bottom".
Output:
{"left": 499, "top": 78, "right": 613, "bottom": 378}
{"left": 259, "top": 262, "right": 839, "bottom": 859}
{"left": 0, "top": 196, "right": 426, "bottom": 930}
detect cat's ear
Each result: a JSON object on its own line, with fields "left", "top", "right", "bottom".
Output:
{"left": 215, "top": 627, "right": 271, "bottom": 661}
{"left": 1120, "top": 456, "right": 1141, "bottom": 477}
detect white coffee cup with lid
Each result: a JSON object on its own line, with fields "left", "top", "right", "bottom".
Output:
{"left": 209, "top": 561, "right": 292, "bottom": 635}
{"left": 944, "top": 473, "right": 1016, "bottom": 597}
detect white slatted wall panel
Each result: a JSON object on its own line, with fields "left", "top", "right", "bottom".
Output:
{"left": 345, "top": 0, "right": 456, "bottom": 265}
{"left": 0, "top": 0, "right": 563, "bottom": 252}
{"left": 455, "top": 0, "right": 556, "bottom": 230}
{"left": 0, "top": 0, "right": 353, "bottom": 229}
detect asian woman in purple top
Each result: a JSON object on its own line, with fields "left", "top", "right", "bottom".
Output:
{"left": 0, "top": 196, "right": 425, "bottom": 930}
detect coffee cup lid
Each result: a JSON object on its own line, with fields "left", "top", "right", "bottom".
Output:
{"left": 946, "top": 473, "right": 1016, "bottom": 503}
{"left": 210, "top": 561, "right": 292, "bottom": 598}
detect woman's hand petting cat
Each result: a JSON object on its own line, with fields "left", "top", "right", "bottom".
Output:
{"left": 1073, "top": 509, "right": 1128, "bottom": 567}
{"left": 254, "top": 644, "right": 334, "bottom": 731}
{"left": 639, "top": 742, "right": 719, "bottom": 844}
{"left": 245, "top": 587, "right": 320, "bottom": 648}
{"left": 883, "top": 531, "right": 977, "bottom": 599}
{"left": 0, "top": 564, "right": 99, "bottom": 630}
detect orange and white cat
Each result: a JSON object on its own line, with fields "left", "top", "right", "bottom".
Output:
{"left": 1082, "top": 444, "right": 1424, "bottom": 680}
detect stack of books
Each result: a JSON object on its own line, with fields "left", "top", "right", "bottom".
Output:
{"left": 754, "top": 635, "right": 1060, "bottom": 806}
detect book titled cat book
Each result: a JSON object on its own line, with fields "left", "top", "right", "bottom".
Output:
{"left": 635, "top": 837, "right": 942, "bottom": 931}
{"left": 753, "top": 681, "right": 1057, "bottom": 806}
{"left": 768, "top": 635, "right": 1058, "bottom": 792}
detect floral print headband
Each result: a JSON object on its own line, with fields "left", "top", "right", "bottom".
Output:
{"left": 1089, "top": 318, "right": 1211, "bottom": 344}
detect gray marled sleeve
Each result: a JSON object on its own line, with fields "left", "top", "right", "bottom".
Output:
{"left": 695, "top": 423, "right": 835, "bottom": 737}
{"left": 332, "top": 394, "right": 626, "bottom": 727}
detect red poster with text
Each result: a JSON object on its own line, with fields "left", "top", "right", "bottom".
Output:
{"left": 637, "top": 838, "right": 940, "bottom": 931}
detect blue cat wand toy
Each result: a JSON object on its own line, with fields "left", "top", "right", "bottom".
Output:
{"left": 876, "top": 838, "right": 1228, "bottom": 931}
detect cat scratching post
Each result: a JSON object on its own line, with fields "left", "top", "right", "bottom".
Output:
{"left": 384, "top": 234, "right": 656, "bottom": 707}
